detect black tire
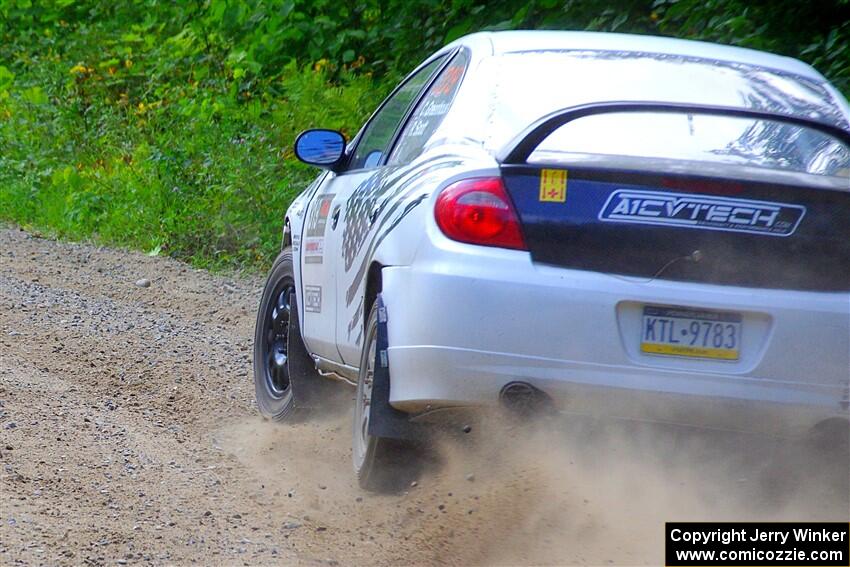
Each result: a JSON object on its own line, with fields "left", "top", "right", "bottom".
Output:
{"left": 253, "top": 248, "right": 299, "bottom": 421}
{"left": 352, "top": 302, "right": 415, "bottom": 490}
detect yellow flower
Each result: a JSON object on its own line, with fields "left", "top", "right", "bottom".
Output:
{"left": 70, "top": 65, "right": 88, "bottom": 74}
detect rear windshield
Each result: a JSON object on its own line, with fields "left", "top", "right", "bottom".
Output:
{"left": 530, "top": 112, "right": 850, "bottom": 188}
{"left": 470, "top": 50, "right": 849, "bottom": 168}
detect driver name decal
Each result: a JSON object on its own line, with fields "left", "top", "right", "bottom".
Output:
{"left": 599, "top": 190, "right": 806, "bottom": 236}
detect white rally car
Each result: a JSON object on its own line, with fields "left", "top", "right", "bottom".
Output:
{"left": 253, "top": 31, "right": 850, "bottom": 488}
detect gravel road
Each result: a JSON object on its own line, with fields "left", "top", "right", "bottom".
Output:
{"left": 1, "top": 226, "right": 847, "bottom": 566}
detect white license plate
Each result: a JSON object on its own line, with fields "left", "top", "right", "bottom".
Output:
{"left": 640, "top": 306, "right": 741, "bottom": 361}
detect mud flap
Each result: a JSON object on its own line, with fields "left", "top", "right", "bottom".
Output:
{"left": 286, "top": 292, "right": 332, "bottom": 411}
{"left": 368, "top": 294, "right": 423, "bottom": 440}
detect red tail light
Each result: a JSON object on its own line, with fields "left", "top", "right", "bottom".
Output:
{"left": 434, "top": 177, "right": 527, "bottom": 250}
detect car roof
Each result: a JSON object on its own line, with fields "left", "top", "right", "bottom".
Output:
{"left": 446, "top": 30, "right": 825, "bottom": 82}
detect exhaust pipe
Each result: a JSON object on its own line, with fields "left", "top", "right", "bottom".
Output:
{"left": 499, "top": 381, "right": 556, "bottom": 417}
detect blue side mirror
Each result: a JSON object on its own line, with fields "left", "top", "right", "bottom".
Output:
{"left": 294, "top": 129, "right": 346, "bottom": 169}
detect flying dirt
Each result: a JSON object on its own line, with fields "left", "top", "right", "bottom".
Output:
{"left": 0, "top": 226, "right": 847, "bottom": 566}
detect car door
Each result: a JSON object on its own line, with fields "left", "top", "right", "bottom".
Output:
{"left": 298, "top": 54, "right": 448, "bottom": 364}
{"left": 334, "top": 49, "right": 470, "bottom": 366}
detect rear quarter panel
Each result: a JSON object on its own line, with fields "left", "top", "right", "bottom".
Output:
{"left": 335, "top": 144, "right": 497, "bottom": 364}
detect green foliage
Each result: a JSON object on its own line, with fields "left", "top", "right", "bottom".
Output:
{"left": 0, "top": 0, "right": 847, "bottom": 271}
{"left": 0, "top": 2, "right": 381, "bottom": 270}
{"left": 653, "top": 0, "right": 850, "bottom": 94}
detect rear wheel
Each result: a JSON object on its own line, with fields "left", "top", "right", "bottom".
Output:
{"left": 353, "top": 303, "right": 382, "bottom": 486}
{"left": 253, "top": 249, "right": 298, "bottom": 421}
{"left": 353, "top": 302, "right": 415, "bottom": 490}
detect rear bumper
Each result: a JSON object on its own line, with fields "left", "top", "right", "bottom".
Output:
{"left": 381, "top": 242, "right": 850, "bottom": 436}
{"left": 388, "top": 345, "right": 846, "bottom": 436}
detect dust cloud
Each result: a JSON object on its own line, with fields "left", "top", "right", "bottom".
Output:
{"left": 218, "top": 407, "right": 849, "bottom": 566}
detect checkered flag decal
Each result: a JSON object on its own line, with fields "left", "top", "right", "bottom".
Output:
{"left": 342, "top": 168, "right": 397, "bottom": 271}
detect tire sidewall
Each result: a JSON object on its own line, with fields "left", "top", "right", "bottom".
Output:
{"left": 353, "top": 303, "right": 380, "bottom": 485}
{"left": 253, "top": 248, "right": 296, "bottom": 420}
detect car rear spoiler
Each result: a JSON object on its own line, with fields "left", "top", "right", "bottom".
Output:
{"left": 497, "top": 101, "right": 850, "bottom": 165}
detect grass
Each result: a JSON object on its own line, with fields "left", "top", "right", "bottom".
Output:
{"left": 0, "top": 36, "right": 383, "bottom": 271}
